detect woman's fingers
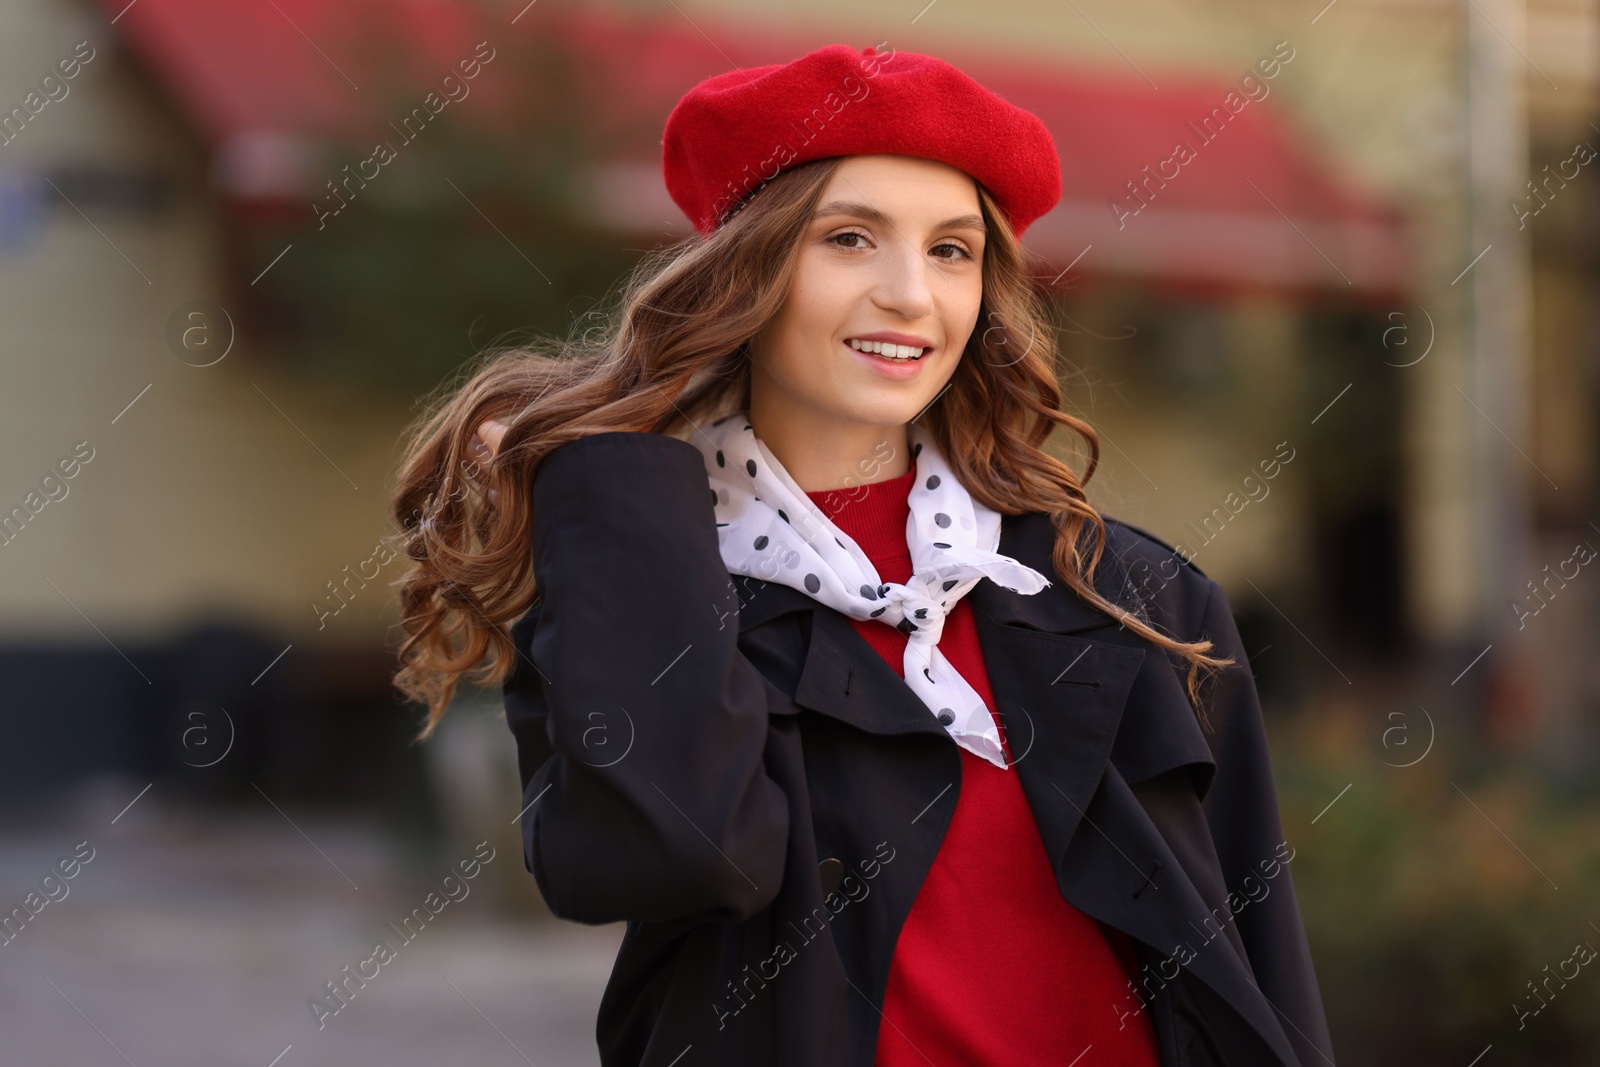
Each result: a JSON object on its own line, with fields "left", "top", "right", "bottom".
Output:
{"left": 469, "top": 418, "right": 510, "bottom": 504}
{"left": 472, "top": 417, "right": 510, "bottom": 459}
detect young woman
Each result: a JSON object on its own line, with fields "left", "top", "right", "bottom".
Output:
{"left": 391, "top": 43, "right": 1335, "bottom": 1067}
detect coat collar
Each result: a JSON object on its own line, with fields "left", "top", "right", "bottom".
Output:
{"left": 730, "top": 509, "right": 1299, "bottom": 1067}
{"left": 730, "top": 509, "right": 1119, "bottom": 745}
{"left": 733, "top": 509, "right": 1159, "bottom": 755}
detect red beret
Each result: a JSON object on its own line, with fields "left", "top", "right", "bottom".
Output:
{"left": 662, "top": 43, "right": 1061, "bottom": 238}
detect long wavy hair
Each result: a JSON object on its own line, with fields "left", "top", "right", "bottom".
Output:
{"left": 390, "top": 156, "right": 1233, "bottom": 740}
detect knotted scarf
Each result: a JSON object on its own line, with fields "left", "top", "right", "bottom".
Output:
{"left": 694, "top": 412, "right": 1052, "bottom": 770}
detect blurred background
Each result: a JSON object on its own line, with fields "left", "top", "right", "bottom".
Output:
{"left": 0, "top": 0, "right": 1597, "bottom": 1062}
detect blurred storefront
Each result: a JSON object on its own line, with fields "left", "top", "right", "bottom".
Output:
{"left": 0, "top": 0, "right": 1595, "bottom": 796}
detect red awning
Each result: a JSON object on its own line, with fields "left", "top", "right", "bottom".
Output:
{"left": 94, "top": 0, "right": 490, "bottom": 140}
{"left": 94, "top": 0, "right": 1411, "bottom": 297}
{"left": 979, "top": 62, "right": 1412, "bottom": 299}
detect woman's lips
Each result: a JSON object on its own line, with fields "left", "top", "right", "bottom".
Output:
{"left": 844, "top": 339, "right": 931, "bottom": 380}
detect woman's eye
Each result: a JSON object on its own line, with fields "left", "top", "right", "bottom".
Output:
{"left": 826, "top": 232, "right": 974, "bottom": 260}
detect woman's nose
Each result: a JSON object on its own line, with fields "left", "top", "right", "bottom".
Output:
{"left": 871, "top": 240, "right": 935, "bottom": 319}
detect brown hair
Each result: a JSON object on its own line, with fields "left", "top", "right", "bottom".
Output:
{"left": 390, "top": 156, "right": 1232, "bottom": 740}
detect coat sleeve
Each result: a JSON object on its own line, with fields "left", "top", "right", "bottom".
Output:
{"left": 1196, "top": 576, "right": 1338, "bottom": 1067}
{"left": 501, "top": 431, "right": 789, "bottom": 926}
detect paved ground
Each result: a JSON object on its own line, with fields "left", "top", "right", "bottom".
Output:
{"left": 0, "top": 777, "right": 626, "bottom": 1067}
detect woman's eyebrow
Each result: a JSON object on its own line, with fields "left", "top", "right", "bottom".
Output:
{"left": 812, "top": 200, "right": 988, "bottom": 235}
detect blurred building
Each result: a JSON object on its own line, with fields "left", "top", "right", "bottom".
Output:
{"left": 0, "top": 0, "right": 1596, "bottom": 803}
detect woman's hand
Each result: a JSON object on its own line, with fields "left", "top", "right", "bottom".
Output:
{"left": 468, "top": 417, "right": 509, "bottom": 503}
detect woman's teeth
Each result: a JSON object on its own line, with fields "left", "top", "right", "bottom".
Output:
{"left": 847, "top": 338, "right": 925, "bottom": 360}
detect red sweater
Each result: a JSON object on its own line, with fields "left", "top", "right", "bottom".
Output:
{"left": 806, "top": 466, "right": 1161, "bottom": 1066}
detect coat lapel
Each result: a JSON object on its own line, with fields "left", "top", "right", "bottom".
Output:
{"left": 733, "top": 572, "right": 953, "bottom": 743}
{"left": 731, "top": 512, "right": 1299, "bottom": 1067}
{"left": 970, "top": 514, "right": 1303, "bottom": 1067}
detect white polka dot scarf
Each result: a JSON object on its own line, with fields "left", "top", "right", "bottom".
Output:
{"left": 693, "top": 412, "right": 1053, "bottom": 770}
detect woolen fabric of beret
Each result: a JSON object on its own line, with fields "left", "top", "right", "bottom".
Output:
{"left": 661, "top": 42, "right": 1062, "bottom": 237}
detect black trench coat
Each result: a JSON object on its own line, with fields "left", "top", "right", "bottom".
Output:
{"left": 503, "top": 430, "right": 1337, "bottom": 1067}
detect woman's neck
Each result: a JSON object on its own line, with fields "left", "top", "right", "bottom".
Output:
{"left": 744, "top": 406, "right": 911, "bottom": 492}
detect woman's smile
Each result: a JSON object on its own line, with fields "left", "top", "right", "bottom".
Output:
{"left": 844, "top": 335, "right": 935, "bottom": 379}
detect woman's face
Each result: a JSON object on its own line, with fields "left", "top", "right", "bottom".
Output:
{"left": 746, "top": 154, "right": 987, "bottom": 485}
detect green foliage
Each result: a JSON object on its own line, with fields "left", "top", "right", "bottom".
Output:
{"left": 1274, "top": 734, "right": 1600, "bottom": 1064}
{"left": 240, "top": 28, "right": 648, "bottom": 396}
